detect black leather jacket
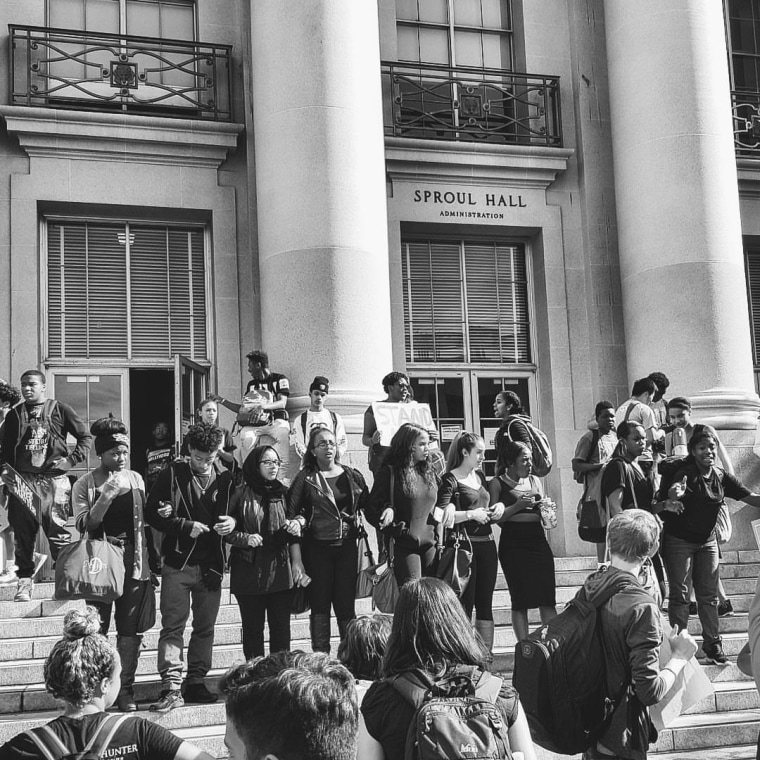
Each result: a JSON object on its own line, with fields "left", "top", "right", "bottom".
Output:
{"left": 287, "top": 466, "right": 368, "bottom": 542}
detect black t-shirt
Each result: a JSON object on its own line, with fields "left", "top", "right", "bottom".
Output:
{"left": 601, "top": 457, "right": 653, "bottom": 511}
{"left": 145, "top": 446, "right": 174, "bottom": 493}
{"left": 0, "top": 713, "right": 182, "bottom": 760}
{"left": 659, "top": 464, "right": 750, "bottom": 544}
{"left": 245, "top": 372, "right": 290, "bottom": 422}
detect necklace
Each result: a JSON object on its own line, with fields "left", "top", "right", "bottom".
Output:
{"left": 192, "top": 472, "right": 212, "bottom": 494}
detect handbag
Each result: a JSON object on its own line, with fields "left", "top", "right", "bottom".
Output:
{"left": 54, "top": 537, "right": 125, "bottom": 603}
{"left": 356, "top": 520, "right": 376, "bottom": 599}
{"left": 578, "top": 457, "right": 608, "bottom": 544}
{"left": 436, "top": 529, "right": 473, "bottom": 598}
{"left": 291, "top": 584, "right": 311, "bottom": 615}
{"left": 370, "top": 547, "right": 399, "bottom": 614}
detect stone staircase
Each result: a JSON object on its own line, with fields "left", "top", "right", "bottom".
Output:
{"left": 0, "top": 554, "right": 757, "bottom": 758}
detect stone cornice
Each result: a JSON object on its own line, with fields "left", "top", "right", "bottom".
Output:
{"left": 385, "top": 136, "right": 573, "bottom": 187}
{"left": 0, "top": 106, "right": 243, "bottom": 167}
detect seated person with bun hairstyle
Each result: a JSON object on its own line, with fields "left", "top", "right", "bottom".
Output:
{"left": 0, "top": 606, "right": 214, "bottom": 760}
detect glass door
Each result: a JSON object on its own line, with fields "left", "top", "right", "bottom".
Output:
{"left": 49, "top": 369, "right": 128, "bottom": 477}
{"left": 174, "top": 354, "right": 209, "bottom": 446}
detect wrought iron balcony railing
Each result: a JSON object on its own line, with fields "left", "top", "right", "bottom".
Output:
{"left": 382, "top": 61, "right": 562, "bottom": 147}
{"left": 732, "top": 90, "right": 760, "bottom": 156}
{"left": 9, "top": 25, "right": 232, "bottom": 121}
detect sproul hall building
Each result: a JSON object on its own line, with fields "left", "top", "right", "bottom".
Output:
{"left": 1, "top": 0, "right": 760, "bottom": 556}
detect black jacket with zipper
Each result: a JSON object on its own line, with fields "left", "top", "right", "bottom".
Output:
{"left": 287, "top": 466, "right": 368, "bottom": 542}
{"left": 145, "top": 461, "right": 234, "bottom": 573}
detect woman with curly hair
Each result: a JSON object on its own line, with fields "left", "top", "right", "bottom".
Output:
{"left": 365, "top": 423, "right": 439, "bottom": 586}
{"left": 0, "top": 606, "right": 213, "bottom": 759}
{"left": 288, "top": 426, "right": 368, "bottom": 653}
{"left": 359, "top": 578, "right": 536, "bottom": 760}
{"left": 72, "top": 417, "right": 157, "bottom": 712}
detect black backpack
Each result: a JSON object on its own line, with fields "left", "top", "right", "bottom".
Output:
{"left": 23, "top": 714, "right": 130, "bottom": 760}
{"left": 512, "top": 570, "right": 650, "bottom": 755}
{"left": 391, "top": 668, "right": 514, "bottom": 760}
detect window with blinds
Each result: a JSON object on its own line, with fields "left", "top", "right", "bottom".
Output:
{"left": 47, "top": 220, "right": 207, "bottom": 360}
{"left": 745, "top": 248, "right": 760, "bottom": 392}
{"left": 401, "top": 239, "right": 530, "bottom": 364}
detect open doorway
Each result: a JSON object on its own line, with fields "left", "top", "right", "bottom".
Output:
{"left": 129, "top": 368, "right": 174, "bottom": 478}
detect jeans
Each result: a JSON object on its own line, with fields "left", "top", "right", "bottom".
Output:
{"left": 8, "top": 473, "right": 71, "bottom": 577}
{"left": 157, "top": 563, "right": 222, "bottom": 689}
{"left": 236, "top": 590, "right": 293, "bottom": 659}
{"left": 239, "top": 421, "right": 292, "bottom": 483}
{"left": 662, "top": 532, "right": 720, "bottom": 646}
{"left": 304, "top": 539, "right": 357, "bottom": 619}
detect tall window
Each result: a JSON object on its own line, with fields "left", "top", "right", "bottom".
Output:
{"left": 745, "top": 246, "right": 760, "bottom": 391}
{"left": 47, "top": 220, "right": 208, "bottom": 361}
{"left": 48, "top": 0, "right": 195, "bottom": 39}
{"left": 726, "top": 0, "right": 760, "bottom": 91}
{"left": 401, "top": 239, "right": 530, "bottom": 364}
{"left": 396, "top": 0, "right": 513, "bottom": 70}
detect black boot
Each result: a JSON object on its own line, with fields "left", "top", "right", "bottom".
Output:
{"left": 337, "top": 618, "right": 353, "bottom": 642}
{"left": 310, "top": 613, "right": 331, "bottom": 654}
{"left": 116, "top": 635, "right": 143, "bottom": 712}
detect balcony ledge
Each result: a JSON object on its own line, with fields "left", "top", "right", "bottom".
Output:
{"left": 385, "top": 136, "right": 574, "bottom": 188}
{"left": 0, "top": 106, "right": 243, "bottom": 168}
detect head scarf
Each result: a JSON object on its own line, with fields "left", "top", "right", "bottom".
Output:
{"left": 242, "top": 445, "right": 287, "bottom": 535}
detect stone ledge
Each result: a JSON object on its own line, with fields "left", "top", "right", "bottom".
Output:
{"left": 385, "top": 136, "right": 573, "bottom": 187}
{"left": 0, "top": 106, "right": 243, "bottom": 168}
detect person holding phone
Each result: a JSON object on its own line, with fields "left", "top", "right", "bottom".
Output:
{"left": 488, "top": 440, "right": 556, "bottom": 643}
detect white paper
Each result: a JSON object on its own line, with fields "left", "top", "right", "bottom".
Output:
{"left": 752, "top": 519, "right": 760, "bottom": 551}
{"left": 372, "top": 402, "right": 436, "bottom": 447}
{"left": 649, "top": 619, "right": 714, "bottom": 731}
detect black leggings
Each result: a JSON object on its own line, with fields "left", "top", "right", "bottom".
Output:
{"left": 393, "top": 542, "right": 438, "bottom": 587}
{"left": 304, "top": 539, "right": 357, "bottom": 620}
{"left": 236, "top": 590, "right": 293, "bottom": 660}
{"left": 460, "top": 539, "right": 498, "bottom": 621}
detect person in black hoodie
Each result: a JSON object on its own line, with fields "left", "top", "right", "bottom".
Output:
{"left": 288, "top": 426, "right": 368, "bottom": 653}
{"left": 145, "top": 423, "right": 236, "bottom": 714}
{"left": 0, "top": 369, "right": 91, "bottom": 602}
{"left": 226, "top": 445, "right": 300, "bottom": 659}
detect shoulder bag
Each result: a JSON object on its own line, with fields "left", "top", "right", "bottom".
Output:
{"left": 436, "top": 490, "right": 473, "bottom": 597}
{"left": 368, "top": 470, "right": 399, "bottom": 613}
{"left": 54, "top": 534, "right": 125, "bottom": 603}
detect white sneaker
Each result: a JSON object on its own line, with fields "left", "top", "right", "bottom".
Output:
{"left": 14, "top": 578, "right": 33, "bottom": 602}
{"left": 31, "top": 552, "right": 48, "bottom": 580}
{"left": 0, "top": 567, "right": 18, "bottom": 585}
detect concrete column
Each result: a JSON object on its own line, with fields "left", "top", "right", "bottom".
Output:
{"left": 603, "top": 0, "right": 760, "bottom": 428}
{"left": 249, "top": 0, "right": 393, "bottom": 416}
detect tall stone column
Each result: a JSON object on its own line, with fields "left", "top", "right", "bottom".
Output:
{"left": 249, "top": 0, "right": 393, "bottom": 415}
{"left": 603, "top": 0, "right": 760, "bottom": 428}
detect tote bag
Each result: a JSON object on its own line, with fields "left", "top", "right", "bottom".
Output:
{"left": 54, "top": 538, "right": 125, "bottom": 603}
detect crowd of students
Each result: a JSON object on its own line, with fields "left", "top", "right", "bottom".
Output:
{"left": 2, "top": 359, "right": 760, "bottom": 758}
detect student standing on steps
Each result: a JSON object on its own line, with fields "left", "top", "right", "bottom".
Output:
{"left": 72, "top": 417, "right": 158, "bottom": 713}
{"left": 0, "top": 370, "right": 91, "bottom": 603}
{"left": 292, "top": 375, "right": 348, "bottom": 467}
{"left": 145, "top": 423, "right": 236, "bottom": 714}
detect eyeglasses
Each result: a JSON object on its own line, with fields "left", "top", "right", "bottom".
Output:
{"left": 315, "top": 441, "right": 337, "bottom": 449}
{"left": 260, "top": 459, "right": 281, "bottom": 467}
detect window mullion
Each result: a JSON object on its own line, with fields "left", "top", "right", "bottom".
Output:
{"left": 461, "top": 241, "right": 470, "bottom": 362}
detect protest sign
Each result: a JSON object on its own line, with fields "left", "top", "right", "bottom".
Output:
{"left": 372, "top": 402, "right": 436, "bottom": 447}
{"left": 3, "top": 464, "right": 41, "bottom": 519}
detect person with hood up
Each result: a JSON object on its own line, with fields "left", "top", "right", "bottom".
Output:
{"left": 581, "top": 510, "right": 697, "bottom": 760}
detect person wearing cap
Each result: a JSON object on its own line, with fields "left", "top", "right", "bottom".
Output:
{"left": 72, "top": 417, "right": 158, "bottom": 712}
{"left": 292, "top": 376, "right": 348, "bottom": 467}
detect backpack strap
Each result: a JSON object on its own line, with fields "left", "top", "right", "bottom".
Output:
{"left": 586, "top": 428, "right": 601, "bottom": 463}
{"left": 24, "top": 724, "right": 68, "bottom": 760}
{"left": 301, "top": 413, "right": 307, "bottom": 441}
{"left": 623, "top": 401, "right": 638, "bottom": 423}
{"left": 390, "top": 670, "right": 433, "bottom": 709}
{"left": 85, "top": 713, "right": 131, "bottom": 758}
